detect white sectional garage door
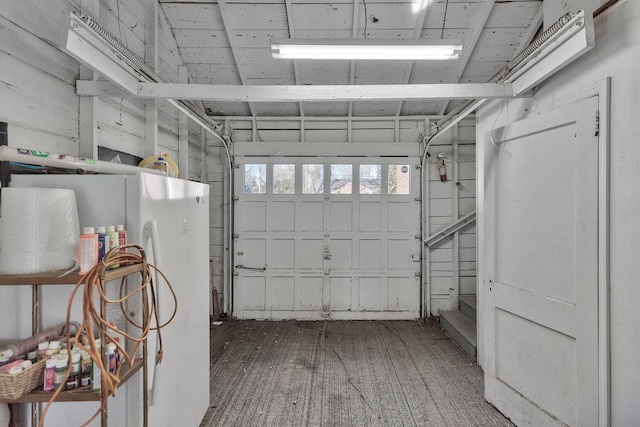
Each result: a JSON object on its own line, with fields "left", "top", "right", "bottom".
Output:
{"left": 233, "top": 156, "right": 421, "bottom": 320}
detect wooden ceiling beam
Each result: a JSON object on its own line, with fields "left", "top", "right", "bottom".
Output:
{"left": 129, "top": 82, "right": 517, "bottom": 102}
{"left": 217, "top": 0, "right": 256, "bottom": 116}
{"left": 284, "top": 0, "right": 304, "bottom": 118}
{"left": 438, "top": 0, "right": 495, "bottom": 115}
{"left": 395, "top": 3, "right": 430, "bottom": 117}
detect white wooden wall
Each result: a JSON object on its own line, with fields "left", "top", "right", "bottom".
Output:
{"left": 206, "top": 117, "right": 477, "bottom": 317}
{"left": 477, "top": 2, "right": 640, "bottom": 423}
{"left": 427, "top": 118, "right": 477, "bottom": 315}
{"left": 0, "top": 0, "right": 202, "bottom": 180}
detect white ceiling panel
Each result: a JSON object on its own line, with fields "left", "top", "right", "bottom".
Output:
{"left": 172, "top": 29, "right": 230, "bottom": 48}
{"left": 158, "top": 0, "right": 544, "bottom": 119}
{"left": 161, "top": 3, "right": 226, "bottom": 30}
{"left": 423, "top": 2, "right": 483, "bottom": 29}
{"left": 476, "top": 27, "right": 529, "bottom": 46}
{"left": 227, "top": 3, "right": 288, "bottom": 30}
{"left": 352, "top": 101, "right": 401, "bottom": 116}
{"left": 298, "top": 62, "right": 351, "bottom": 85}
{"left": 180, "top": 47, "right": 236, "bottom": 64}
{"left": 485, "top": 2, "right": 541, "bottom": 28}
{"left": 187, "top": 64, "right": 242, "bottom": 85}
{"left": 354, "top": 3, "right": 420, "bottom": 30}
{"left": 408, "top": 61, "right": 459, "bottom": 83}
{"left": 292, "top": 4, "right": 354, "bottom": 30}
{"left": 303, "top": 102, "right": 350, "bottom": 117}
{"left": 202, "top": 101, "right": 252, "bottom": 116}
{"left": 355, "top": 62, "right": 411, "bottom": 84}
{"left": 400, "top": 101, "right": 444, "bottom": 116}
{"left": 252, "top": 102, "right": 300, "bottom": 116}
{"left": 231, "top": 29, "right": 290, "bottom": 48}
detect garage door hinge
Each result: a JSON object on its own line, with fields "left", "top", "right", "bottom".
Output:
{"left": 414, "top": 272, "right": 421, "bottom": 277}
{"left": 415, "top": 197, "right": 422, "bottom": 202}
{"left": 232, "top": 233, "right": 239, "bottom": 238}
{"left": 594, "top": 110, "right": 600, "bottom": 137}
{"left": 233, "top": 196, "right": 239, "bottom": 201}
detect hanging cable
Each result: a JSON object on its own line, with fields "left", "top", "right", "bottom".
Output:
{"left": 39, "top": 245, "right": 177, "bottom": 427}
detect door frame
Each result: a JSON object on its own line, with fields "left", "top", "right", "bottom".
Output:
{"left": 477, "top": 78, "right": 610, "bottom": 425}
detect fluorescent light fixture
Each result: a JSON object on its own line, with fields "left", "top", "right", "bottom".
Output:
{"left": 271, "top": 39, "right": 462, "bottom": 60}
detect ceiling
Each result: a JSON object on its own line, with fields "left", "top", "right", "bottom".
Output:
{"left": 158, "top": 0, "right": 543, "bottom": 118}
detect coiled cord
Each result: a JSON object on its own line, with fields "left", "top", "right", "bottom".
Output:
{"left": 39, "top": 244, "right": 177, "bottom": 427}
{"left": 507, "top": 12, "right": 576, "bottom": 73}
{"left": 78, "top": 13, "right": 160, "bottom": 84}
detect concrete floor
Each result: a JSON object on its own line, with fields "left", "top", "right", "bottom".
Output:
{"left": 201, "top": 319, "right": 512, "bottom": 427}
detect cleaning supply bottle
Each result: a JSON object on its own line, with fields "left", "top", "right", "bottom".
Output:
{"left": 153, "top": 155, "right": 168, "bottom": 174}
{"left": 116, "top": 225, "right": 127, "bottom": 253}
{"left": 78, "top": 227, "right": 99, "bottom": 275}
{"left": 96, "top": 226, "right": 109, "bottom": 262}
{"left": 106, "top": 226, "right": 120, "bottom": 267}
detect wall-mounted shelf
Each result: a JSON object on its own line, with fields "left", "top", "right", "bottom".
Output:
{"left": 0, "top": 258, "right": 148, "bottom": 426}
{"left": 5, "top": 358, "right": 144, "bottom": 403}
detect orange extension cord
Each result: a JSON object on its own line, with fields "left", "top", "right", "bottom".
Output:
{"left": 39, "top": 244, "right": 177, "bottom": 427}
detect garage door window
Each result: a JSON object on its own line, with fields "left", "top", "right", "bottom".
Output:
{"left": 388, "top": 164, "right": 411, "bottom": 195}
{"left": 302, "top": 164, "right": 324, "bottom": 194}
{"left": 244, "top": 164, "right": 266, "bottom": 194}
{"left": 331, "top": 164, "right": 352, "bottom": 194}
{"left": 273, "top": 164, "right": 295, "bottom": 194}
{"left": 359, "top": 164, "right": 381, "bottom": 194}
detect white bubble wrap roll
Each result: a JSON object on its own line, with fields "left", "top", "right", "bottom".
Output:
{"left": 0, "top": 187, "right": 80, "bottom": 274}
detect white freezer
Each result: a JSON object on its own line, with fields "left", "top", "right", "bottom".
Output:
{"left": 6, "top": 173, "right": 210, "bottom": 427}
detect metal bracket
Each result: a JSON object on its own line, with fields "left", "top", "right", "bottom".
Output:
{"left": 424, "top": 211, "right": 476, "bottom": 247}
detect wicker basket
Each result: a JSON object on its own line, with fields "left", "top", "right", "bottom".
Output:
{"left": 0, "top": 358, "right": 46, "bottom": 401}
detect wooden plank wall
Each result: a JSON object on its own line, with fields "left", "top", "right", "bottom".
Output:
{"left": 427, "top": 118, "right": 477, "bottom": 315}
{"left": 0, "top": 0, "right": 202, "bottom": 180}
{"left": 217, "top": 117, "right": 477, "bottom": 317}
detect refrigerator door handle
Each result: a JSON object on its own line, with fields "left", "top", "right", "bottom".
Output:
{"left": 143, "top": 219, "right": 162, "bottom": 407}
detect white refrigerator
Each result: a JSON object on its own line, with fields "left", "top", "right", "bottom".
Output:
{"left": 9, "top": 172, "right": 210, "bottom": 427}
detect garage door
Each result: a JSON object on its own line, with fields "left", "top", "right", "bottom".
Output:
{"left": 233, "top": 157, "right": 421, "bottom": 319}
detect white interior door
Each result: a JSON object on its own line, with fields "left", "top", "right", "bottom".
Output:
{"left": 233, "top": 157, "right": 420, "bottom": 320}
{"left": 483, "top": 97, "right": 600, "bottom": 426}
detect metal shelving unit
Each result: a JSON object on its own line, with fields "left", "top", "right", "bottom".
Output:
{"left": 0, "top": 261, "right": 149, "bottom": 426}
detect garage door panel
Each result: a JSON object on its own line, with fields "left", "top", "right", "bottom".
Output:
{"left": 359, "top": 202, "right": 381, "bottom": 232}
{"left": 301, "top": 239, "right": 323, "bottom": 269}
{"left": 271, "top": 239, "right": 295, "bottom": 269}
{"left": 331, "top": 277, "right": 353, "bottom": 311}
{"left": 331, "top": 239, "right": 353, "bottom": 269}
{"left": 244, "top": 238, "right": 267, "bottom": 267}
{"left": 359, "top": 239, "right": 382, "bottom": 270}
{"left": 302, "top": 201, "right": 324, "bottom": 231}
{"left": 296, "top": 277, "right": 323, "bottom": 310}
{"left": 244, "top": 201, "right": 266, "bottom": 231}
{"left": 243, "top": 276, "right": 266, "bottom": 310}
{"left": 235, "top": 157, "right": 420, "bottom": 320}
{"left": 271, "top": 277, "right": 295, "bottom": 310}
{"left": 388, "top": 202, "right": 412, "bottom": 232}
{"left": 331, "top": 202, "right": 352, "bottom": 231}
{"left": 272, "top": 201, "right": 295, "bottom": 231}
{"left": 387, "top": 277, "right": 416, "bottom": 311}
{"left": 388, "top": 239, "right": 410, "bottom": 270}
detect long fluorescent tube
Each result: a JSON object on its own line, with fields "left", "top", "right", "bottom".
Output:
{"left": 271, "top": 39, "right": 462, "bottom": 60}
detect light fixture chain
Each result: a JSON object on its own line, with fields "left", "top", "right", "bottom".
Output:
{"left": 440, "top": 0, "right": 449, "bottom": 39}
